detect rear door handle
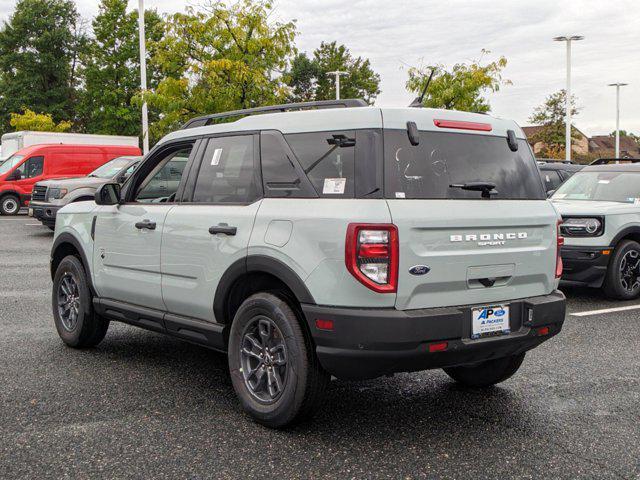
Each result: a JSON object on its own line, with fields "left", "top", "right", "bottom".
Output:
{"left": 135, "top": 219, "right": 156, "bottom": 230}
{"left": 209, "top": 224, "right": 237, "bottom": 236}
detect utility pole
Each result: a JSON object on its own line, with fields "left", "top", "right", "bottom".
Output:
{"left": 138, "top": 0, "right": 149, "bottom": 155}
{"left": 326, "top": 71, "right": 348, "bottom": 100}
{"left": 608, "top": 83, "right": 628, "bottom": 158}
{"left": 553, "top": 35, "right": 584, "bottom": 162}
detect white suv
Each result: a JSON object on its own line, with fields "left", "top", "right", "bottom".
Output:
{"left": 50, "top": 100, "right": 566, "bottom": 427}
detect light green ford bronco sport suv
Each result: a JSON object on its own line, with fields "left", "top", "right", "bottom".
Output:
{"left": 50, "top": 100, "right": 566, "bottom": 427}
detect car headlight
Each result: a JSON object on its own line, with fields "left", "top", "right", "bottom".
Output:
{"left": 47, "top": 188, "right": 68, "bottom": 201}
{"left": 560, "top": 217, "right": 604, "bottom": 237}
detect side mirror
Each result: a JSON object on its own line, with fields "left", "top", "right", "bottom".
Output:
{"left": 547, "top": 189, "right": 556, "bottom": 198}
{"left": 95, "top": 183, "right": 122, "bottom": 205}
{"left": 7, "top": 170, "right": 21, "bottom": 181}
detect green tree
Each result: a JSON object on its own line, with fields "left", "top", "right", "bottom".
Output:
{"left": 144, "top": 0, "right": 296, "bottom": 140}
{"left": 78, "top": 0, "right": 163, "bottom": 137}
{"left": 406, "top": 51, "right": 509, "bottom": 112}
{"left": 0, "top": 0, "right": 85, "bottom": 131}
{"left": 609, "top": 130, "right": 640, "bottom": 143}
{"left": 528, "top": 90, "right": 580, "bottom": 151}
{"left": 287, "top": 42, "right": 381, "bottom": 104}
{"left": 9, "top": 108, "right": 71, "bottom": 132}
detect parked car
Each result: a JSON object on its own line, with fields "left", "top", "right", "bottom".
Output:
{"left": 537, "top": 159, "right": 585, "bottom": 195}
{"left": 0, "top": 144, "right": 142, "bottom": 215}
{"left": 50, "top": 99, "right": 566, "bottom": 428}
{"left": 0, "top": 130, "right": 139, "bottom": 163}
{"left": 29, "top": 156, "right": 142, "bottom": 229}
{"left": 552, "top": 161, "right": 640, "bottom": 299}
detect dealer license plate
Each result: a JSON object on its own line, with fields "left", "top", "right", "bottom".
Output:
{"left": 471, "top": 304, "right": 510, "bottom": 339}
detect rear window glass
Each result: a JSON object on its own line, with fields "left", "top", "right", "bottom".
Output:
{"left": 285, "top": 131, "right": 355, "bottom": 198}
{"left": 384, "top": 130, "right": 545, "bottom": 200}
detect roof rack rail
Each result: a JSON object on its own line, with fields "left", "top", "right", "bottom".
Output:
{"left": 590, "top": 157, "right": 640, "bottom": 165}
{"left": 181, "top": 99, "right": 368, "bottom": 129}
{"left": 536, "top": 158, "right": 575, "bottom": 164}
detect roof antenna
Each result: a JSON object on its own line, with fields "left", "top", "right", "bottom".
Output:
{"left": 409, "top": 68, "right": 436, "bottom": 108}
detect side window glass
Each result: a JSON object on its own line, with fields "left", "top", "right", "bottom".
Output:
{"left": 284, "top": 131, "right": 355, "bottom": 198}
{"left": 192, "top": 135, "right": 258, "bottom": 204}
{"left": 136, "top": 146, "right": 193, "bottom": 202}
{"left": 260, "top": 131, "right": 315, "bottom": 198}
{"left": 17, "top": 156, "right": 44, "bottom": 179}
{"left": 122, "top": 163, "right": 138, "bottom": 181}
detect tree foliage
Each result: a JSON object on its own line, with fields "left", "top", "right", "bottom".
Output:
{"left": 9, "top": 108, "right": 72, "bottom": 132}
{"left": 287, "top": 42, "right": 381, "bottom": 104}
{"left": 0, "top": 0, "right": 85, "bottom": 129}
{"left": 143, "top": 0, "right": 297, "bottom": 139}
{"left": 406, "top": 51, "right": 509, "bottom": 112}
{"left": 528, "top": 89, "right": 581, "bottom": 150}
{"left": 78, "top": 0, "right": 163, "bottom": 137}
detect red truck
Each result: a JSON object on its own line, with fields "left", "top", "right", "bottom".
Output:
{"left": 0, "top": 144, "right": 141, "bottom": 215}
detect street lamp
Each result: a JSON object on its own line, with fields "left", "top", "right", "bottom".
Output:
{"left": 553, "top": 35, "right": 584, "bottom": 162}
{"left": 138, "top": 0, "right": 149, "bottom": 155}
{"left": 607, "top": 83, "right": 628, "bottom": 158}
{"left": 326, "top": 71, "right": 348, "bottom": 100}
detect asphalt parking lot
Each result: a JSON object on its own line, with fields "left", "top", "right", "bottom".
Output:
{"left": 0, "top": 216, "right": 638, "bottom": 479}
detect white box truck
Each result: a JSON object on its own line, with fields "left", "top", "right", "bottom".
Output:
{"left": 0, "top": 131, "right": 139, "bottom": 163}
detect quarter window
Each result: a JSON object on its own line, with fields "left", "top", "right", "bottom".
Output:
{"left": 192, "top": 135, "right": 259, "bottom": 204}
{"left": 284, "top": 131, "right": 355, "bottom": 198}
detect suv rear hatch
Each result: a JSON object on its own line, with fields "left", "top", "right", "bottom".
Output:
{"left": 382, "top": 117, "right": 559, "bottom": 310}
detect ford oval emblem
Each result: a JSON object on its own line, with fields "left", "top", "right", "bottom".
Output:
{"left": 409, "top": 265, "right": 430, "bottom": 276}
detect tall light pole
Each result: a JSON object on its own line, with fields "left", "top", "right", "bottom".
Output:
{"left": 326, "top": 71, "right": 348, "bottom": 100}
{"left": 608, "top": 83, "right": 628, "bottom": 158}
{"left": 138, "top": 0, "right": 149, "bottom": 155}
{"left": 553, "top": 35, "right": 584, "bottom": 162}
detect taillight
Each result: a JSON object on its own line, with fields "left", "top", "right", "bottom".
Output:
{"left": 345, "top": 223, "right": 398, "bottom": 293}
{"left": 556, "top": 220, "right": 564, "bottom": 278}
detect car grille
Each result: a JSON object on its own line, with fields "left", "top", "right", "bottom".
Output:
{"left": 31, "top": 185, "right": 47, "bottom": 202}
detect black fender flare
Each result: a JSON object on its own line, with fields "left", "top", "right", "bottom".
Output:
{"left": 50, "top": 232, "right": 96, "bottom": 295}
{"left": 213, "top": 255, "right": 315, "bottom": 323}
{"left": 610, "top": 226, "right": 640, "bottom": 248}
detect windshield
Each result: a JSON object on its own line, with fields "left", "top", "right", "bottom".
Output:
{"left": 384, "top": 130, "right": 545, "bottom": 200}
{"left": 89, "top": 157, "right": 134, "bottom": 179}
{"left": 0, "top": 154, "right": 25, "bottom": 176}
{"left": 552, "top": 170, "right": 640, "bottom": 203}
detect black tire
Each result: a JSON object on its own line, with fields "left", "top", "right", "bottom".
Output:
{"left": 0, "top": 194, "right": 20, "bottom": 215}
{"left": 603, "top": 240, "right": 640, "bottom": 300}
{"left": 52, "top": 255, "right": 109, "bottom": 348}
{"left": 443, "top": 352, "right": 525, "bottom": 388}
{"left": 228, "top": 292, "right": 329, "bottom": 428}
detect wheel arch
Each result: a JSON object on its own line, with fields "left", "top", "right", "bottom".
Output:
{"left": 610, "top": 226, "right": 640, "bottom": 248}
{"left": 50, "top": 232, "right": 96, "bottom": 295}
{"left": 214, "top": 255, "right": 315, "bottom": 325}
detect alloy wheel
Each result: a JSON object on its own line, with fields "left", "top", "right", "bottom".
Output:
{"left": 619, "top": 249, "right": 640, "bottom": 293}
{"left": 57, "top": 273, "right": 81, "bottom": 331}
{"left": 240, "top": 316, "right": 288, "bottom": 403}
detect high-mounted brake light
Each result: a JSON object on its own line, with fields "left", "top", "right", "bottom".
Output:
{"left": 345, "top": 224, "right": 398, "bottom": 293}
{"left": 556, "top": 220, "right": 564, "bottom": 278}
{"left": 433, "top": 119, "right": 492, "bottom": 132}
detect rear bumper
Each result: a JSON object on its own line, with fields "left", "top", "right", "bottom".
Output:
{"left": 560, "top": 245, "right": 611, "bottom": 288}
{"left": 302, "top": 290, "right": 566, "bottom": 380}
{"left": 28, "top": 201, "right": 61, "bottom": 226}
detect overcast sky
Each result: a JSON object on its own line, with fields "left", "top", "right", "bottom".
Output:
{"left": 1, "top": 0, "right": 639, "bottom": 136}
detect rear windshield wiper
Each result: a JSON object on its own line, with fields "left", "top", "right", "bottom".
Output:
{"left": 449, "top": 181, "right": 498, "bottom": 199}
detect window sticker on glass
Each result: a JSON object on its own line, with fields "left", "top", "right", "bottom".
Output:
{"left": 395, "top": 192, "right": 406, "bottom": 198}
{"left": 211, "top": 148, "right": 223, "bottom": 166}
{"left": 598, "top": 179, "right": 610, "bottom": 184}
{"left": 322, "top": 178, "right": 346, "bottom": 194}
